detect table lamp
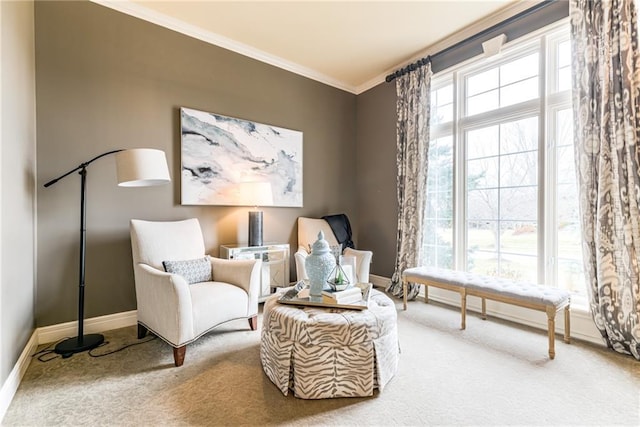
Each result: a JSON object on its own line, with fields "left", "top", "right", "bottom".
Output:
{"left": 236, "top": 181, "right": 274, "bottom": 246}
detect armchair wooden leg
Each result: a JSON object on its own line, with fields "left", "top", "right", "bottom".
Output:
{"left": 173, "top": 346, "right": 186, "bottom": 367}
{"left": 248, "top": 315, "right": 258, "bottom": 331}
{"left": 137, "top": 323, "right": 148, "bottom": 339}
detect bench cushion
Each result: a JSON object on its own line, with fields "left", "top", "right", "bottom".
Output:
{"left": 403, "top": 266, "right": 570, "bottom": 308}
{"left": 404, "top": 267, "right": 469, "bottom": 288}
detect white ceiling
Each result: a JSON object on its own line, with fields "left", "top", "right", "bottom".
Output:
{"left": 95, "top": 1, "right": 537, "bottom": 94}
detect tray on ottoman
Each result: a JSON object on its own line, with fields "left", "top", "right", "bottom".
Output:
{"left": 278, "top": 282, "right": 372, "bottom": 310}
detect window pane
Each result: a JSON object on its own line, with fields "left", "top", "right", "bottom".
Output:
{"left": 500, "top": 221, "right": 537, "bottom": 256}
{"left": 500, "top": 76, "right": 539, "bottom": 107}
{"left": 557, "top": 146, "right": 576, "bottom": 184}
{"left": 437, "top": 84, "right": 453, "bottom": 105}
{"left": 556, "top": 108, "right": 573, "bottom": 146}
{"left": 500, "top": 152, "right": 538, "bottom": 187}
{"left": 423, "top": 216, "right": 438, "bottom": 244}
{"left": 468, "top": 220, "right": 498, "bottom": 252}
{"left": 557, "top": 258, "right": 585, "bottom": 293}
{"left": 432, "top": 84, "right": 454, "bottom": 125}
{"left": 468, "top": 189, "right": 498, "bottom": 220}
{"left": 500, "top": 52, "right": 539, "bottom": 86}
{"left": 468, "top": 125, "right": 499, "bottom": 159}
{"left": 467, "top": 90, "right": 499, "bottom": 116}
{"left": 558, "top": 40, "right": 571, "bottom": 68}
{"left": 468, "top": 158, "right": 499, "bottom": 189}
{"left": 435, "top": 104, "right": 453, "bottom": 124}
{"left": 468, "top": 68, "right": 499, "bottom": 96}
{"left": 499, "top": 253, "right": 537, "bottom": 282}
{"left": 466, "top": 115, "right": 539, "bottom": 282}
{"left": 558, "top": 67, "right": 571, "bottom": 92}
{"left": 424, "top": 134, "right": 453, "bottom": 269}
{"left": 500, "top": 187, "right": 537, "bottom": 221}
{"left": 554, "top": 40, "right": 571, "bottom": 93}
{"left": 501, "top": 116, "right": 538, "bottom": 153}
{"left": 437, "top": 191, "right": 453, "bottom": 218}
{"left": 467, "top": 219, "right": 498, "bottom": 274}
{"left": 555, "top": 107, "right": 584, "bottom": 295}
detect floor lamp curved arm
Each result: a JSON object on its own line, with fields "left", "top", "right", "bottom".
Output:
{"left": 44, "top": 148, "right": 170, "bottom": 357}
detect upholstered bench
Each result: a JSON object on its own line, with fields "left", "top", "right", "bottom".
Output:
{"left": 260, "top": 288, "right": 399, "bottom": 399}
{"left": 402, "top": 266, "right": 571, "bottom": 359}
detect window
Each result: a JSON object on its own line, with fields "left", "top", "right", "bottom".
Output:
{"left": 425, "top": 20, "right": 586, "bottom": 301}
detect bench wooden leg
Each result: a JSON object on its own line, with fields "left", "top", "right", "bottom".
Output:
{"left": 546, "top": 306, "right": 556, "bottom": 359}
{"left": 403, "top": 279, "right": 407, "bottom": 311}
{"left": 564, "top": 305, "right": 571, "bottom": 344}
{"left": 481, "top": 298, "right": 487, "bottom": 320}
{"left": 460, "top": 289, "right": 467, "bottom": 330}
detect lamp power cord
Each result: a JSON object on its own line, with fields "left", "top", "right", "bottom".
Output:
{"left": 32, "top": 335, "right": 156, "bottom": 362}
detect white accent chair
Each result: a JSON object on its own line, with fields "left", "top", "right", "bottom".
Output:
{"left": 130, "top": 218, "right": 261, "bottom": 366}
{"left": 294, "top": 217, "right": 373, "bottom": 283}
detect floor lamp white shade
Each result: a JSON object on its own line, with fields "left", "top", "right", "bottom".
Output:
{"left": 116, "top": 148, "right": 171, "bottom": 187}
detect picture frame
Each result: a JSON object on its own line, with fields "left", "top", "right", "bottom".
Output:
{"left": 180, "top": 107, "right": 303, "bottom": 206}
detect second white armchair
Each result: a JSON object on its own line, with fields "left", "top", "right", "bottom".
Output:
{"left": 294, "top": 216, "right": 372, "bottom": 284}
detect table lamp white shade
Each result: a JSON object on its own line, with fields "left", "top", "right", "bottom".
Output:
{"left": 116, "top": 148, "right": 171, "bottom": 187}
{"left": 235, "top": 181, "right": 274, "bottom": 207}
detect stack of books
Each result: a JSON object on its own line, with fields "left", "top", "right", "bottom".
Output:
{"left": 322, "top": 286, "right": 363, "bottom": 305}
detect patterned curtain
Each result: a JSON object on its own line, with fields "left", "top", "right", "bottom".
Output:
{"left": 570, "top": 0, "right": 640, "bottom": 359}
{"left": 387, "top": 64, "right": 432, "bottom": 299}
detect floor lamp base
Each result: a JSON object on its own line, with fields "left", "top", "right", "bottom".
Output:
{"left": 54, "top": 333, "right": 104, "bottom": 358}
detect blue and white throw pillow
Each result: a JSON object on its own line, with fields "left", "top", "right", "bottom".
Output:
{"left": 162, "top": 256, "right": 212, "bottom": 284}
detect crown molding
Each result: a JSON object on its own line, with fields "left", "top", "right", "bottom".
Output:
{"left": 90, "top": 0, "right": 358, "bottom": 94}
{"left": 91, "top": 1, "right": 541, "bottom": 96}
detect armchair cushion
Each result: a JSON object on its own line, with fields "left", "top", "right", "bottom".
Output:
{"left": 162, "top": 256, "right": 212, "bottom": 284}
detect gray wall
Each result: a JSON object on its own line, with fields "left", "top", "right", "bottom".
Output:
{"left": 356, "top": 82, "right": 397, "bottom": 278}
{"left": 35, "top": 1, "right": 356, "bottom": 327}
{"left": 1, "top": 0, "right": 37, "bottom": 383}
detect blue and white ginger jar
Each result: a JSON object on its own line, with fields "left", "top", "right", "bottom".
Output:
{"left": 305, "top": 231, "right": 335, "bottom": 299}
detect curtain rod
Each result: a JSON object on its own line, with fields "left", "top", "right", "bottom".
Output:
{"left": 385, "top": 0, "right": 555, "bottom": 83}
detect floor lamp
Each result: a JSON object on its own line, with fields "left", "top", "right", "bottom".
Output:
{"left": 44, "top": 148, "right": 171, "bottom": 357}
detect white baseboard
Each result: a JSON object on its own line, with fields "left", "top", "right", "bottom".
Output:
{"left": 0, "top": 330, "right": 38, "bottom": 424}
{"left": 0, "top": 310, "right": 138, "bottom": 423}
{"left": 370, "top": 274, "right": 391, "bottom": 289}
{"left": 37, "top": 310, "right": 138, "bottom": 345}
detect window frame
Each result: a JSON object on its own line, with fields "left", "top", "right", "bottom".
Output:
{"left": 426, "top": 18, "right": 584, "bottom": 302}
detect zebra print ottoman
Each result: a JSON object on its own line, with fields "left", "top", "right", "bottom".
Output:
{"left": 260, "top": 289, "right": 399, "bottom": 399}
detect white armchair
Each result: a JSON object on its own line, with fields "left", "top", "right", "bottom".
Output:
{"left": 294, "top": 216, "right": 373, "bottom": 284}
{"left": 130, "top": 218, "right": 261, "bottom": 366}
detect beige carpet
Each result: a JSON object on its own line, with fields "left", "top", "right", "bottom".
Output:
{"left": 3, "top": 297, "right": 640, "bottom": 426}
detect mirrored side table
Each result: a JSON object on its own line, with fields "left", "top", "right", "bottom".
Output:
{"left": 220, "top": 243, "right": 290, "bottom": 302}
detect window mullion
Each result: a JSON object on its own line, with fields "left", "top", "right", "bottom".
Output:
{"left": 453, "top": 71, "right": 465, "bottom": 271}
{"left": 538, "top": 33, "right": 548, "bottom": 284}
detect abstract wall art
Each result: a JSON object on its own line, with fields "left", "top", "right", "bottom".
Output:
{"left": 180, "top": 107, "right": 303, "bottom": 206}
